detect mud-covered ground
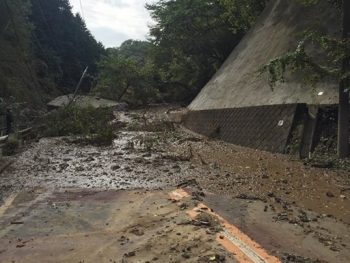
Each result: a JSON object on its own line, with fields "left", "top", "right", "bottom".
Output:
{"left": 0, "top": 106, "right": 349, "bottom": 262}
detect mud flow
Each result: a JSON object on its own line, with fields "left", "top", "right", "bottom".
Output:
{"left": 0, "top": 107, "right": 349, "bottom": 263}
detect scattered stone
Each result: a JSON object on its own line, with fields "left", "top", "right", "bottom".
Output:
{"left": 75, "top": 166, "right": 84, "bottom": 172}
{"left": 236, "top": 194, "right": 262, "bottom": 201}
{"left": 124, "top": 166, "right": 133, "bottom": 172}
{"left": 199, "top": 254, "right": 225, "bottom": 262}
{"left": 111, "top": 165, "right": 120, "bottom": 171}
{"left": 124, "top": 251, "right": 135, "bottom": 257}
{"left": 326, "top": 192, "right": 335, "bottom": 198}
{"left": 298, "top": 211, "right": 310, "bottom": 223}
{"left": 182, "top": 252, "right": 191, "bottom": 259}
{"left": 130, "top": 228, "right": 144, "bottom": 236}
{"left": 267, "top": 192, "right": 275, "bottom": 198}
{"left": 59, "top": 163, "right": 69, "bottom": 171}
{"left": 177, "top": 179, "right": 200, "bottom": 188}
{"left": 84, "top": 156, "right": 94, "bottom": 162}
{"left": 282, "top": 254, "right": 321, "bottom": 263}
{"left": 274, "top": 212, "right": 289, "bottom": 221}
{"left": 16, "top": 243, "right": 25, "bottom": 248}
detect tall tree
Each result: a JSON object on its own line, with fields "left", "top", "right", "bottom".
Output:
{"left": 30, "top": 0, "right": 104, "bottom": 93}
{"left": 146, "top": 0, "right": 265, "bottom": 102}
{"left": 0, "top": 0, "right": 42, "bottom": 103}
{"left": 94, "top": 40, "right": 159, "bottom": 105}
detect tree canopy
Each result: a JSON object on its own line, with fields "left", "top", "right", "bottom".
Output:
{"left": 0, "top": 0, "right": 266, "bottom": 106}
{"left": 30, "top": 0, "right": 104, "bottom": 93}
{"left": 0, "top": 0, "right": 38, "bottom": 103}
{"left": 94, "top": 40, "right": 159, "bottom": 105}
{"left": 145, "top": 0, "right": 265, "bottom": 102}
{"left": 0, "top": 0, "right": 104, "bottom": 105}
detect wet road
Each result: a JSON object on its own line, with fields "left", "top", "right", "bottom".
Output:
{"left": 0, "top": 108, "right": 349, "bottom": 262}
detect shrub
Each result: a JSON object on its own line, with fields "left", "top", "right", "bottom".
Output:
{"left": 42, "top": 106, "right": 116, "bottom": 145}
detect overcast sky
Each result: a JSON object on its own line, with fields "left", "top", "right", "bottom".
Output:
{"left": 69, "top": 0, "right": 154, "bottom": 48}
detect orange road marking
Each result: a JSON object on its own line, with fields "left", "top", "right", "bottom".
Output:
{"left": 169, "top": 189, "right": 281, "bottom": 263}
{"left": 217, "top": 235, "right": 254, "bottom": 263}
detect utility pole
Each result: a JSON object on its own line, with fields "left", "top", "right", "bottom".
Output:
{"left": 338, "top": 0, "right": 350, "bottom": 158}
{"left": 67, "top": 66, "right": 89, "bottom": 107}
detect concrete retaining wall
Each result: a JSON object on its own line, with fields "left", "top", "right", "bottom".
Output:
{"left": 183, "top": 104, "right": 298, "bottom": 153}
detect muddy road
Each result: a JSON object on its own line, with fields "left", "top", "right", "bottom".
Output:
{"left": 0, "top": 107, "right": 349, "bottom": 262}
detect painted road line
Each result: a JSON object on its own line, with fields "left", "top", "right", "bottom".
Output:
{"left": 220, "top": 229, "right": 266, "bottom": 263}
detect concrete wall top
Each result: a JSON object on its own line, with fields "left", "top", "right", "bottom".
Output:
{"left": 189, "top": 0, "right": 340, "bottom": 111}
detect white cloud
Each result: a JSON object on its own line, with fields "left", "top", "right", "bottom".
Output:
{"left": 69, "top": 0, "right": 155, "bottom": 47}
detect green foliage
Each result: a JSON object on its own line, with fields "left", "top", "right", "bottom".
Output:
{"left": 93, "top": 40, "right": 160, "bottom": 106}
{"left": 94, "top": 0, "right": 265, "bottom": 104}
{"left": 219, "top": 0, "right": 266, "bottom": 32}
{"left": 0, "top": 0, "right": 104, "bottom": 105}
{"left": 43, "top": 106, "right": 115, "bottom": 146}
{"left": 2, "top": 137, "right": 19, "bottom": 156}
{"left": 260, "top": 0, "right": 348, "bottom": 89}
{"left": 260, "top": 31, "right": 350, "bottom": 88}
{"left": 30, "top": 0, "right": 104, "bottom": 94}
{"left": 1, "top": 0, "right": 266, "bottom": 106}
{"left": 146, "top": 0, "right": 265, "bottom": 102}
{"left": 0, "top": 0, "right": 43, "bottom": 104}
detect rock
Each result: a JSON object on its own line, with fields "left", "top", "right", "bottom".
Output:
{"left": 124, "top": 166, "right": 133, "bottom": 172}
{"left": 124, "top": 251, "right": 135, "bottom": 257}
{"left": 75, "top": 166, "right": 84, "bottom": 172}
{"left": 177, "top": 179, "right": 200, "bottom": 188}
{"left": 134, "top": 157, "right": 144, "bottom": 164}
{"left": 274, "top": 212, "right": 289, "bottom": 221}
{"left": 59, "top": 163, "right": 69, "bottom": 171}
{"left": 298, "top": 211, "right": 310, "bottom": 223}
{"left": 236, "top": 194, "right": 262, "bottom": 201}
{"left": 267, "top": 192, "right": 275, "bottom": 197}
{"left": 262, "top": 174, "right": 269, "bottom": 179}
{"left": 178, "top": 203, "right": 188, "bottom": 210}
{"left": 111, "top": 165, "right": 120, "bottom": 171}
{"left": 326, "top": 192, "right": 335, "bottom": 198}
{"left": 130, "top": 228, "right": 144, "bottom": 236}
{"left": 182, "top": 253, "right": 191, "bottom": 259}
{"left": 84, "top": 156, "right": 94, "bottom": 162}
